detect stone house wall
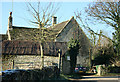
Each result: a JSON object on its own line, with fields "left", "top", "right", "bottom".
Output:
{"left": 61, "top": 57, "right": 71, "bottom": 74}
{"left": 55, "top": 18, "right": 90, "bottom": 67}
{"left": 55, "top": 17, "right": 79, "bottom": 42}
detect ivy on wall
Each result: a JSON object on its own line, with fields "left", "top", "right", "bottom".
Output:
{"left": 68, "top": 38, "right": 80, "bottom": 74}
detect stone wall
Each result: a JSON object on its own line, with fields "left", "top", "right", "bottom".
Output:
{"left": 2, "top": 55, "right": 14, "bottom": 70}
{"left": 15, "top": 55, "right": 59, "bottom": 69}
{"left": 2, "top": 55, "right": 59, "bottom": 71}
{"left": 2, "top": 55, "right": 71, "bottom": 74}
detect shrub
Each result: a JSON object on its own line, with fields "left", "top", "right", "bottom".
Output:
{"left": 2, "top": 66, "right": 59, "bottom": 81}
{"left": 107, "top": 66, "right": 120, "bottom": 73}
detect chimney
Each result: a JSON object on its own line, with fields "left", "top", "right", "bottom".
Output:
{"left": 7, "top": 12, "right": 13, "bottom": 40}
{"left": 8, "top": 12, "right": 13, "bottom": 30}
{"left": 52, "top": 16, "right": 57, "bottom": 26}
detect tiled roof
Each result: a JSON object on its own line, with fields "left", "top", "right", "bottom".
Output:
{"left": 9, "top": 20, "right": 69, "bottom": 41}
{"left": 10, "top": 26, "right": 42, "bottom": 40}
{"left": 2, "top": 40, "right": 67, "bottom": 56}
{"left": 48, "top": 20, "right": 68, "bottom": 31}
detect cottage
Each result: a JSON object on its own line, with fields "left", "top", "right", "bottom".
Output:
{"left": 2, "top": 12, "right": 91, "bottom": 74}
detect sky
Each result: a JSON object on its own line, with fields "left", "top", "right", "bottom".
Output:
{"left": 0, "top": 0, "right": 116, "bottom": 39}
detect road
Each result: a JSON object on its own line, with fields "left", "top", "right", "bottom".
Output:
{"left": 69, "top": 75, "right": 120, "bottom": 82}
{"left": 0, "top": 75, "right": 1, "bottom": 82}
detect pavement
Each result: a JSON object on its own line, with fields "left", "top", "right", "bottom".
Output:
{"left": 69, "top": 75, "right": 120, "bottom": 82}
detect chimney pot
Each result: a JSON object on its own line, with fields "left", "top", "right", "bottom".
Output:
{"left": 52, "top": 16, "right": 57, "bottom": 26}
{"left": 8, "top": 12, "right": 13, "bottom": 30}
{"left": 10, "top": 12, "right": 12, "bottom": 16}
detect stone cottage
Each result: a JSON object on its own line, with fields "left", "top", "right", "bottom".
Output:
{"left": 2, "top": 12, "right": 91, "bottom": 74}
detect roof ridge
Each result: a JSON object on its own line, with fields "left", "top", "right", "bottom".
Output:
{"left": 48, "top": 20, "right": 68, "bottom": 29}
{"left": 12, "top": 26, "right": 39, "bottom": 29}
{"left": 55, "top": 16, "right": 74, "bottom": 38}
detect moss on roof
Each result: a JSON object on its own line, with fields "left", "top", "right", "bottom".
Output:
{"left": 48, "top": 20, "right": 69, "bottom": 31}
{"left": 10, "top": 26, "right": 41, "bottom": 41}
{"left": 10, "top": 20, "right": 69, "bottom": 41}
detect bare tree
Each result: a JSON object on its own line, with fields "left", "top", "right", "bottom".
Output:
{"left": 85, "top": 2, "right": 120, "bottom": 56}
{"left": 85, "top": 2, "right": 119, "bottom": 29}
{"left": 26, "top": 2, "right": 59, "bottom": 28}
{"left": 75, "top": 2, "right": 120, "bottom": 42}
{"left": 75, "top": 11, "right": 113, "bottom": 42}
{"left": 74, "top": 10, "right": 113, "bottom": 67}
{"left": 26, "top": 2, "right": 60, "bottom": 68}
{"left": 75, "top": 2, "right": 120, "bottom": 66}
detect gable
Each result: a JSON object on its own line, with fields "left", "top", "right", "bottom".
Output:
{"left": 55, "top": 17, "right": 91, "bottom": 56}
{"left": 55, "top": 17, "right": 81, "bottom": 42}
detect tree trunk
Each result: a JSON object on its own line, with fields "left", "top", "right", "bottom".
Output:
{"left": 89, "top": 48, "right": 92, "bottom": 69}
{"left": 12, "top": 59, "right": 14, "bottom": 69}
{"left": 40, "top": 43, "right": 44, "bottom": 68}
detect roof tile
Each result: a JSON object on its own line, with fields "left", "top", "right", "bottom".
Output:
{"left": 2, "top": 40, "right": 67, "bottom": 56}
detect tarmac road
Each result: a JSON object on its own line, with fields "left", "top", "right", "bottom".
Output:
{"left": 0, "top": 75, "right": 1, "bottom": 82}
